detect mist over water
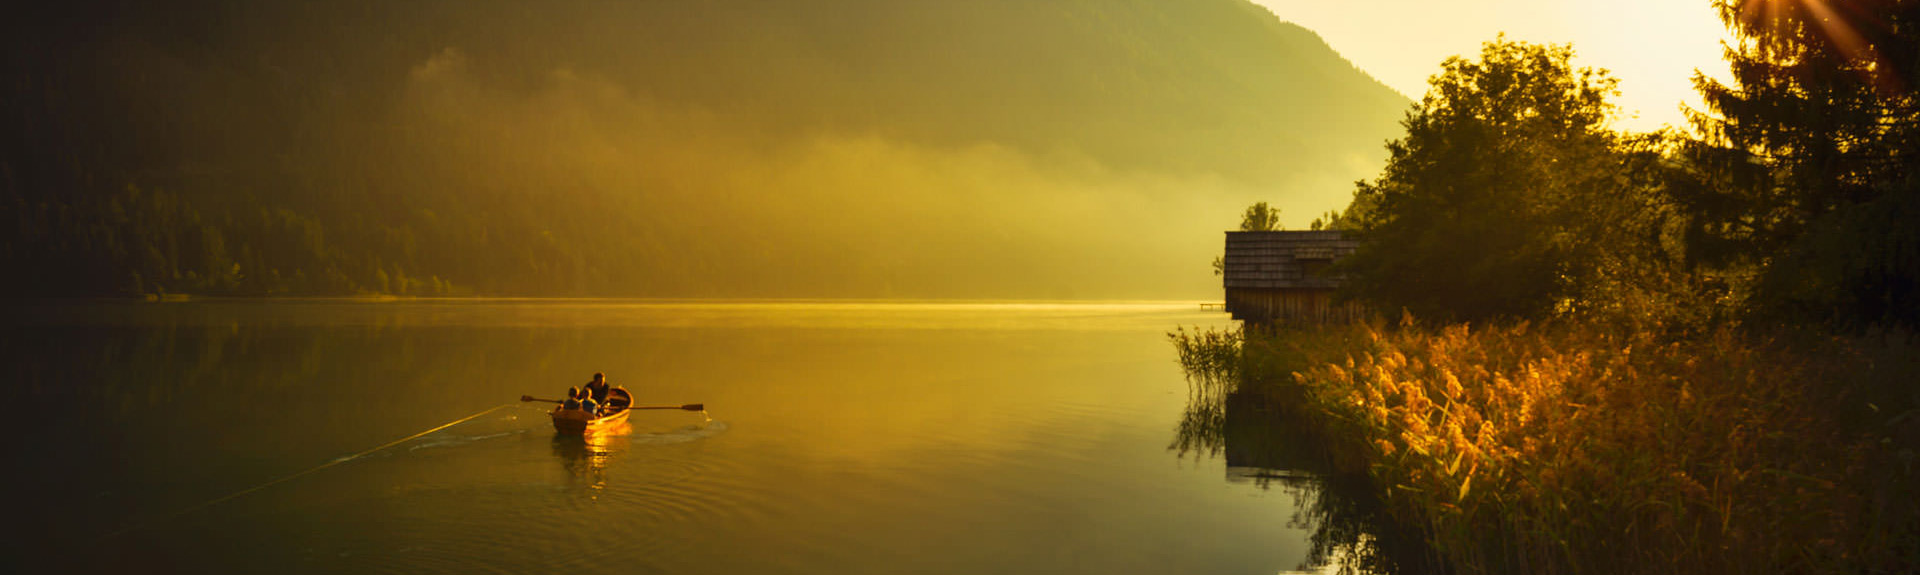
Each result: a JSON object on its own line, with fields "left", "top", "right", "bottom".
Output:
{"left": 2, "top": 0, "right": 1407, "bottom": 299}
{"left": 3, "top": 2, "right": 1421, "bottom": 567}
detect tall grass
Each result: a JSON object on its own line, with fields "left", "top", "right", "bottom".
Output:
{"left": 1245, "top": 315, "right": 1917, "bottom": 574}
{"left": 1168, "top": 327, "right": 1242, "bottom": 460}
{"left": 1169, "top": 326, "right": 1242, "bottom": 390}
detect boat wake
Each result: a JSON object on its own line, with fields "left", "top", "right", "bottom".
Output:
{"left": 630, "top": 421, "right": 729, "bottom": 445}
{"left": 407, "top": 430, "right": 526, "bottom": 452}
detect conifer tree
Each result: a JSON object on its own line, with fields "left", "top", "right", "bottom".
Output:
{"left": 1687, "top": 0, "right": 1920, "bottom": 328}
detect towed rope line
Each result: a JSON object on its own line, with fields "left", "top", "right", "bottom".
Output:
{"left": 108, "top": 402, "right": 524, "bottom": 538}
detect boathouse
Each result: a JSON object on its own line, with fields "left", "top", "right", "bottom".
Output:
{"left": 1220, "top": 230, "right": 1366, "bottom": 323}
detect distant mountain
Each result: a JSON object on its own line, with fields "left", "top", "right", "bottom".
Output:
{"left": 1, "top": 0, "right": 1408, "bottom": 299}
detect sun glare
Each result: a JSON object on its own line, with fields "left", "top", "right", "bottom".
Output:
{"left": 1254, "top": 0, "right": 1733, "bottom": 130}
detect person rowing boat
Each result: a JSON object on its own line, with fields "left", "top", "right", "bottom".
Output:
{"left": 518, "top": 374, "right": 704, "bottom": 434}
{"left": 584, "top": 372, "right": 612, "bottom": 406}
{"left": 547, "top": 387, "right": 630, "bottom": 434}
{"left": 535, "top": 372, "right": 627, "bottom": 433}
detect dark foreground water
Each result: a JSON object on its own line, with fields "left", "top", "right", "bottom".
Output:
{"left": 3, "top": 300, "right": 1365, "bottom": 574}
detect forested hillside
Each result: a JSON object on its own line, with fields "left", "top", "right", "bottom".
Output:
{"left": 1, "top": 0, "right": 1407, "bottom": 298}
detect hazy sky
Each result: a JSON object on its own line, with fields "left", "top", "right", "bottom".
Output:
{"left": 1253, "top": 0, "right": 1736, "bottom": 131}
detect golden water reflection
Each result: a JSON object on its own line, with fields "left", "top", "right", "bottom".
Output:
{"left": 551, "top": 422, "right": 632, "bottom": 494}
{"left": 10, "top": 300, "right": 1298, "bottom": 574}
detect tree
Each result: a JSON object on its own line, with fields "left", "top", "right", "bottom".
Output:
{"left": 1338, "top": 38, "right": 1632, "bottom": 322}
{"left": 1239, "top": 202, "right": 1284, "bottom": 231}
{"left": 1685, "top": 0, "right": 1920, "bottom": 329}
{"left": 1213, "top": 201, "right": 1286, "bottom": 276}
{"left": 1309, "top": 209, "right": 1350, "bottom": 231}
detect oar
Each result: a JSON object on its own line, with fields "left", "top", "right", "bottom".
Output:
{"left": 519, "top": 395, "right": 704, "bottom": 411}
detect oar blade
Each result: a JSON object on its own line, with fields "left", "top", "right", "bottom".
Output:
{"left": 681, "top": 403, "right": 705, "bottom": 411}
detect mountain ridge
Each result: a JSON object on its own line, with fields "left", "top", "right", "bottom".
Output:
{"left": 2, "top": 0, "right": 1409, "bottom": 299}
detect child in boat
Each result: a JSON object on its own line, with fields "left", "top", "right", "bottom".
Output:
{"left": 580, "top": 387, "right": 600, "bottom": 416}
{"left": 563, "top": 387, "right": 583, "bottom": 411}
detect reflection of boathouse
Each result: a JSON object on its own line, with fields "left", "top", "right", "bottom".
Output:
{"left": 1222, "top": 389, "right": 1311, "bottom": 484}
{"left": 1221, "top": 231, "right": 1365, "bottom": 323}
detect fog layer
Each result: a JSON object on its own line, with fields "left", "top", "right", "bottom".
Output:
{"left": 3, "top": 0, "right": 1408, "bottom": 298}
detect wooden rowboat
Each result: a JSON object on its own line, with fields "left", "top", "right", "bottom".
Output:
{"left": 550, "top": 387, "right": 633, "bottom": 434}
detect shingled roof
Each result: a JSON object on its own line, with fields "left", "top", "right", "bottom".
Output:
{"left": 1222, "top": 230, "right": 1359, "bottom": 290}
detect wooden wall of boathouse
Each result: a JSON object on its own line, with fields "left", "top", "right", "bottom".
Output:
{"left": 1221, "top": 230, "right": 1366, "bottom": 324}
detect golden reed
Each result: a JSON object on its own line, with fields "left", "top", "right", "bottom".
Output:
{"left": 1238, "top": 315, "right": 1915, "bottom": 574}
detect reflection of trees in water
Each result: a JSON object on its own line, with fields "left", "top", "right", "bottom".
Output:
{"left": 2, "top": 305, "right": 593, "bottom": 562}
{"left": 1171, "top": 332, "right": 1443, "bottom": 575}
{"left": 4, "top": 305, "right": 605, "bottom": 519}
{"left": 1169, "top": 362, "right": 1232, "bottom": 460}
{"left": 2, "top": 304, "right": 595, "bottom": 418}
{"left": 1168, "top": 327, "right": 1240, "bottom": 460}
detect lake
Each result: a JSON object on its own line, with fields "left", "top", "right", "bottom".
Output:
{"left": 3, "top": 300, "right": 1358, "bottom": 574}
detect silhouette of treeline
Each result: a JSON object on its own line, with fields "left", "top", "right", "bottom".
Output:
{"left": 1330, "top": 9, "right": 1919, "bottom": 330}
{"left": 1, "top": 0, "right": 1407, "bottom": 298}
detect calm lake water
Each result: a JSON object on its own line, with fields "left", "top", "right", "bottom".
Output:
{"left": 3, "top": 300, "right": 1360, "bottom": 574}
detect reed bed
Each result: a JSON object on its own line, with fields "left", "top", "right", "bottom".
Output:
{"left": 1242, "top": 316, "right": 1917, "bottom": 575}
{"left": 1168, "top": 327, "right": 1244, "bottom": 460}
